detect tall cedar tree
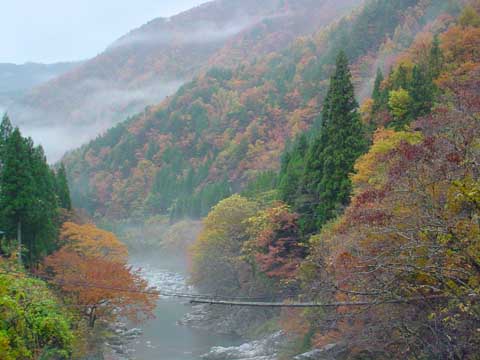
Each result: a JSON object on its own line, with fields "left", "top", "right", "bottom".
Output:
{"left": 56, "top": 163, "right": 72, "bottom": 210}
{"left": 301, "top": 51, "right": 367, "bottom": 234}
{"left": 0, "top": 129, "right": 37, "bottom": 259}
{"left": 0, "top": 122, "right": 70, "bottom": 264}
{"left": 27, "top": 145, "right": 60, "bottom": 262}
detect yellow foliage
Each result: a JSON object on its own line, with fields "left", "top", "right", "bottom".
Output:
{"left": 59, "top": 222, "right": 128, "bottom": 263}
{"left": 352, "top": 128, "right": 422, "bottom": 190}
{"left": 189, "top": 195, "right": 258, "bottom": 288}
{"left": 459, "top": 5, "right": 480, "bottom": 27}
{"left": 388, "top": 88, "right": 412, "bottom": 119}
{"left": 360, "top": 98, "right": 374, "bottom": 124}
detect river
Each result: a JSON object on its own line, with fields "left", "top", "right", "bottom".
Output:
{"left": 125, "top": 254, "right": 243, "bottom": 360}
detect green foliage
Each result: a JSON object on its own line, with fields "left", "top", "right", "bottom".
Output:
{"left": 0, "top": 270, "right": 74, "bottom": 359}
{"left": 170, "top": 179, "right": 232, "bottom": 221}
{"left": 388, "top": 88, "right": 412, "bottom": 126}
{"left": 322, "top": 0, "right": 417, "bottom": 64}
{"left": 64, "top": 0, "right": 438, "bottom": 223}
{"left": 0, "top": 120, "right": 71, "bottom": 265}
{"left": 242, "top": 171, "right": 279, "bottom": 202}
{"left": 371, "top": 68, "right": 388, "bottom": 112}
{"left": 279, "top": 134, "right": 309, "bottom": 206}
{"left": 428, "top": 35, "right": 444, "bottom": 79}
{"left": 300, "top": 51, "right": 367, "bottom": 234}
{"left": 410, "top": 65, "right": 435, "bottom": 118}
{"left": 55, "top": 163, "right": 72, "bottom": 210}
{"left": 370, "top": 31, "right": 445, "bottom": 129}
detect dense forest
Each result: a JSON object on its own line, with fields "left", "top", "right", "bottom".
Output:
{"left": 64, "top": 0, "right": 459, "bottom": 224}
{"left": 9, "top": 0, "right": 361, "bottom": 156}
{"left": 189, "top": 2, "right": 480, "bottom": 357}
{"left": 1, "top": 0, "right": 479, "bottom": 358}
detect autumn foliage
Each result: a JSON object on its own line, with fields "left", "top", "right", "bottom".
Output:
{"left": 245, "top": 204, "right": 305, "bottom": 281}
{"left": 63, "top": 0, "right": 446, "bottom": 223}
{"left": 190, "top": 3, "right": 480, "bottom": 357}
{"left": 43, "top": 222, "right": 158, "bottom": 328}
{"left": 300, "top": 8, "right": 480, "bottom": 357}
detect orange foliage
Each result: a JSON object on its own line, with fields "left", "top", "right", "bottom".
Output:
{"left": 60, "top": 222, "right": 128, "bottom": 262}
{"left": 440, "top": 25, "right": 480, "bottom": 65}
{"left": 44, "top": 222, "right": 158, "bottom": 327}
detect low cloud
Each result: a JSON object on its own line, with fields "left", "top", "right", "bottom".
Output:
{"left": 111, "top": 15, "right": 261, "bottom": 49}
{"left": 8, "top": 79, "right": 184, "bottom": 162}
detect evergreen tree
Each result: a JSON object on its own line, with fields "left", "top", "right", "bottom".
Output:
{"left": 300, "top": 51, "right": 368, "bottom": 234}
{"left": 0, "top": 114, "right": 13, "bottom": 146}
{"left": 279, "top": 134, "right": 308, "bottom": 206}
{"left": 56, "top": 163, "right": 72, "bottom": 210}
{"left": 0, "top": 126, "right": 61, "bottom": 265}
{"left": 392, "top": 64, "right": 409, "bottom": 90}
{"left": 428, "top": 35, "right": 444, "bottom": 79}
{"left": 372, "top": 68, "right": 388, "bottom": 112}
{"left": 372, "top": 68, "right": 384, "bottom": 103}
{"left": 410, "top": 65, "right": 434, "bottom": 118}
{"left": 0, "top": 128, "right": 36, "bottom": 261}
{"left": 0, "top": 114, "right": 13, "bottom": 178}
{"left": 26, "top": 145, "right": 59, "bottom": 263}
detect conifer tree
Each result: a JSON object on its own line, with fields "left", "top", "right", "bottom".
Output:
{"left": 372, "top": 68, "right": 387, "bottom": 112}
{"left": 279, "top": 134, "right": 308, "bottom": 206}
{"left": 392, "top": 64, "right": 409, "bottom": 90}
{"left": 0, "top": 128, "right": 35, "bottom": 261}
{"left": 300, "top": 51, "right": 367, "bottom": 234}
{"left": 0, "top": 114, "right": 13, "bottom": 145}
{"left": 0, "top": 125, "right": 61, "bottom": 264}
{"left": 410, "top": 65, "right": 434, "bottom": 118}
{"left": 428, "top": 35, "right": 444, "bottom": 79}
{"left": 56, "top": 163, "right": 72, "bottom": 210}
{"left": 0, "top": 114, "right": 13, "bottom": 171}
{"left": 27, "top": 145, "right": 59, "bottom": 263}
{"left": 372, "top": 68, "right": 383, "bottom": 100}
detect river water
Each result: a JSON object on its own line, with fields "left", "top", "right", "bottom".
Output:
{"left": 126, "top": 254, "right": 243, "bottom": 360}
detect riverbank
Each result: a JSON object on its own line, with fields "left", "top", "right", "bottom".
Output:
{"left": 102, "top": 252, "right": 346, "bottom": 360}
{"left": 113, "top": 254, "right": 244, "bottom": 360}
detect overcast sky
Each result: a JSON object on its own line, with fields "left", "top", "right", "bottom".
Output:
{"left": 1, "top": 0, "right": 208, "bottom": 64}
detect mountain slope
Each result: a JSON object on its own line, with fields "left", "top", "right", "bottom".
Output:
{"left": 8, "top": 0, "right": 361, "bottom": 161}
{"left": 0, "top": 61, "right": 78, "bottom": 113}
{"left": 64, "top": 0, "right": 458, "bottom": 222}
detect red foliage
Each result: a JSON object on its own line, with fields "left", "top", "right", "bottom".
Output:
{"left": 252, "top": 205, "right": 305, "bottom": 280}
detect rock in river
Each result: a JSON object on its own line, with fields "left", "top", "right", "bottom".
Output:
{"left": 201, "top": 331, "right": 286, "bottom": 360}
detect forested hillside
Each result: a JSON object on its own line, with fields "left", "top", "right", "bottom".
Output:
{"left": 9, "top": 0, "right": 361, "bottom": 159}
{"left": 65, "top": 0, "right": 458, "bottom": 224}
{"left": 0, "top": 115, "right": 158, "bottom": 358}
{"left": 189, "top": 2, "right": 480, "bottom": 357}
{"left": 2, "top": 0, "right": 479, "bottom": 358}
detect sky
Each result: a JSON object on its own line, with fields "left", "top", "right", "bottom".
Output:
{"left": 0, "top": 0, "right": 208, "bottom": 64}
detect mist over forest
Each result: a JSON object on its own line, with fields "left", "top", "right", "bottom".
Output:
{"left": 0, "top": 0, "right": 479, "bottom": 359}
